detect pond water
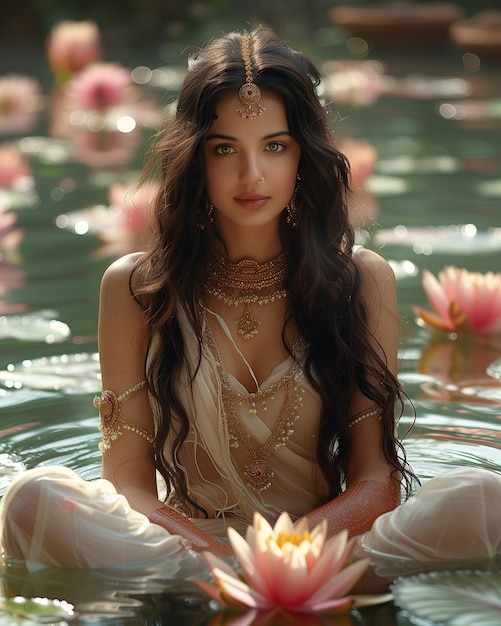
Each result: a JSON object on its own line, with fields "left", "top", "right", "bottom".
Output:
{"left": 1, "top": 18, "right": 501, "bottom": 626}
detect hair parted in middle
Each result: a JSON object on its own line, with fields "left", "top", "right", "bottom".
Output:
{"left": 132, "top": 26, "right": 414, "bottom": 517}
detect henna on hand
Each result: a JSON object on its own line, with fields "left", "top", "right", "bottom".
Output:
{"left": 302, "top": 478, "right": 400, "bottom": 539}
{"left": 148, "top": 506, "right": 233, "bottom": 557}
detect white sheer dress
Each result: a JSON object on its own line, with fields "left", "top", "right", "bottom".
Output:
{"left": 1, "top": 308, "right": 500, "bottom": 577}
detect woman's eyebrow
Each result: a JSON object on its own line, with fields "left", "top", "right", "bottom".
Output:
{"left": 205, "top": 131, "right": 291, "bottom": 141}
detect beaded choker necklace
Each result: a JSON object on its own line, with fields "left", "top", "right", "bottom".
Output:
{"left": 203, "top": 252, "right": 288, "bottom": 340}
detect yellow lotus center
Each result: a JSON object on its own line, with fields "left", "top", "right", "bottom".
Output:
{"left": 275, "top": 530, "right": 312, "bottom": 548}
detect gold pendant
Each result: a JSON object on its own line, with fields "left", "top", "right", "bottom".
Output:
{"left": 235, "top": 303, "right": 261, "bottom": 339}
{"left": 243, "top": 459, "right": 274, "bottom": 492}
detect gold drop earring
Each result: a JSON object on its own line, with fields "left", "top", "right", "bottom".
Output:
{"left": 206, "top": 199, "right": 214, "bottom": 223}
{"left": 198, "top": 199, "right": 215, "bottom": 230}
{"left": 286, "top": 176, "right": 301, "bottom": 228}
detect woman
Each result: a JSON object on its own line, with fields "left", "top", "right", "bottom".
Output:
{"left": 1, "top": 26, "right": 500, "bottom": 584}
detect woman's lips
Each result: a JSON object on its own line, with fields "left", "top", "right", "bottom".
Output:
{"left": 234, "top": 194, "right": 269, "bottom": 210}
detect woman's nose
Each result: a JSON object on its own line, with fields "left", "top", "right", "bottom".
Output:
{"left": 239, "top": 154, "right": 262, "bottom": 185}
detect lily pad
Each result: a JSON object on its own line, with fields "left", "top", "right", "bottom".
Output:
{"left": 0, "top": 314, "right": 70, "bottom": 343}
{"left": 392, "top": 570, "right": 501, "bottom": 626}
{"left": 0, "top": 596, "right": 75, "bottom": 623}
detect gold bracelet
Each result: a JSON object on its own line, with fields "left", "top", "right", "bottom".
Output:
{"left": 94, "top": 380, "right": 153, "bottom": 452}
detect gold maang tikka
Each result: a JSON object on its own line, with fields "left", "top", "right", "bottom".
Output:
{"left": 237, "top": 34, "right": 265, "bottom": 120}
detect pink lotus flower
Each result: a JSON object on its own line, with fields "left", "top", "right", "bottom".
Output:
{"left": 322, "top": 60, "right": 394, "bottom": 107}
{"left": 195, "top": 511, "right": 369, "bottom": 613}
{"left": 70, "top": 127, "right": 141, "bottom": 168}
{"left": 46, "top": 20, "right": 103, "bottom": 82}
{"left": 0, "top": 75, "right": 42, "bottom": 135}
{"left": 0, "top": 145, "right": 32, "bottom": 189}
{"left": 48, "top": 64, "right": 161, "bottom": 165}
{"left": 67, "top": 63, "right": 133, "bottom": 111}
{"left": 413, "top": 266, "right": 501, "bottom": 335}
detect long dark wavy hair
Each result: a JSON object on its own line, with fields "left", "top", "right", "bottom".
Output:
{"left": 132, "top": 26, "right": 415, "bottom": 516}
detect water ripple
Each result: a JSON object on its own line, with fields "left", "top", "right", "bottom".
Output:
{"left": 0, "top": 352, "right": 101, "bottom": 392}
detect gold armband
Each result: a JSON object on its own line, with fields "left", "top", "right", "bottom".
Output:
{"left": 93, "top": 380, "right": 153, "bottom": 452}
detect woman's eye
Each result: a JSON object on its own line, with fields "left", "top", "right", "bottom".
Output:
{"left": 215, "top": 145, "right": 234, "bottom": 155}
{"left": 267, "top": 142, "right": 285, "bottom": 152}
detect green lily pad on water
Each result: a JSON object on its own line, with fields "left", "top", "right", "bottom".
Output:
{"left": 0, "top": 596, "right": 75, "bottom": 623}
{"left": 391, "top": 570, "right": 501, "bottom": 626}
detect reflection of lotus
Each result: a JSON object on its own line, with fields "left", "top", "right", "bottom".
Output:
{"left": 70, "top": 128, "right": 142, "bottom": 168}
{"left": 341, "top": 138, "right": 379, "bottom": 228}
{"left": 108, "top": 182, "right": 157, "bottom": 237}
{"left": 195, "top": 512, "right": 369, "bottom": 613}
{"left": 413, "top": 266, "right": 501, "bottom": 335}
{"left": 208, "top": 606, "right": 357, "bottom": 626}
{"left": 46, "top": 20, "right": 103, "bottom": 82}
{"left": 0, "top": 260, "right": 26, "bottom": 314}
{"left": 0, "top": 145, "right": 32, "bottom": 189}
{"left": 0, "top": 75, "right": 42, "bottom": 135}
{"left": 0, "top": 204, "right": 24, "bottom": 253}
{"left": 418, "top": 334, "right": 501, "bottom": 405}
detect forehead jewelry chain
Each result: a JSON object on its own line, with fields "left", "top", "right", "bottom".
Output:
{"left": 237, "top": 34, "right": 265, "bottom": 120}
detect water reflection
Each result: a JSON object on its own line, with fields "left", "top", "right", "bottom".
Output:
{"left": 0, "top": 352, "right": 100, "bottom": 392}
{"left": 374, "top": 224, "right": 501, "bottom": 256}
{"left": 0, "top": 560, "right": 398, "bottom": 626}
{"left": 1, "top": 12, "right": 501, "bottom": 626}
{"left": 204, "top": 607, "right": 363, "bottom": 626}
{"left": 0, "top": 261, "right": 25, "bottom": 314}
{"left": 417, "top": 334, "right": 501, "bottom": 404}
{"left": 0, "top": 314, "right": 70, "bottom": 343}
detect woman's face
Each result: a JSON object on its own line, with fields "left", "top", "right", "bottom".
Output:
{"left": 204, "top": 89, "right": 301, "bottom": 239}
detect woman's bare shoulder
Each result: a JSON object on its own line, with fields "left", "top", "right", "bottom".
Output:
{"left": 101, "top": 252, "right": 143, "bottom": 287}
{"left": 352, "top": 246, "right": 395, "bottom": 285}
{"left": 100, "top": 252, "right": 148, "bottom": 303}
{"left": 352, "top": 246, "right": 397, "bottom": 319}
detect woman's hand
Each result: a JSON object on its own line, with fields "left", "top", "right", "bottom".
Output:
{"left": 301, "top": 478, "right": 400, "bottom": 539}
{"left": 149, "top": 506, "right": 234, "bottom": 558}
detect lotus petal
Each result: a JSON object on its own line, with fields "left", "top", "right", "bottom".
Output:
{"left": 212, "top": 567, "right": 270, "bottom": 609}
{"left": 307, "top": 558, "right": 370, "bottom": 606}
{"left": 416, "top": 266, "right": 501, "bottom": 335}
{"left": 227, "top": 528, "right": 270, "bottom": 597}
{"left": 197, "top": 512, "right": 368, "bottom": 613}
{"left": 269, "top": 544, "right": 309, "bottom": 605}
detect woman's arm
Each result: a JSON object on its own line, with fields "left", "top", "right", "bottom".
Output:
{"left": 97, "top": 253, "right": 231, "bottom": 556}
{"left": 302, "top": 249, "right": 401, "bottom": 537}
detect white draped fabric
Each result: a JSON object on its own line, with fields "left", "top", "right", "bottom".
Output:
{"left": 150, "top": 307, "right": 328, "bottom": 527}
{"left": 1, "top": 311, "right": 500, "bottom": 576}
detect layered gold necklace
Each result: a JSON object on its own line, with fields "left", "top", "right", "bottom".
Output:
{"left": 203, "top": 323, "right": 306, "bottom": 493}
{"left": 203, "top": 252, "right": 288, "bottom": 340}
